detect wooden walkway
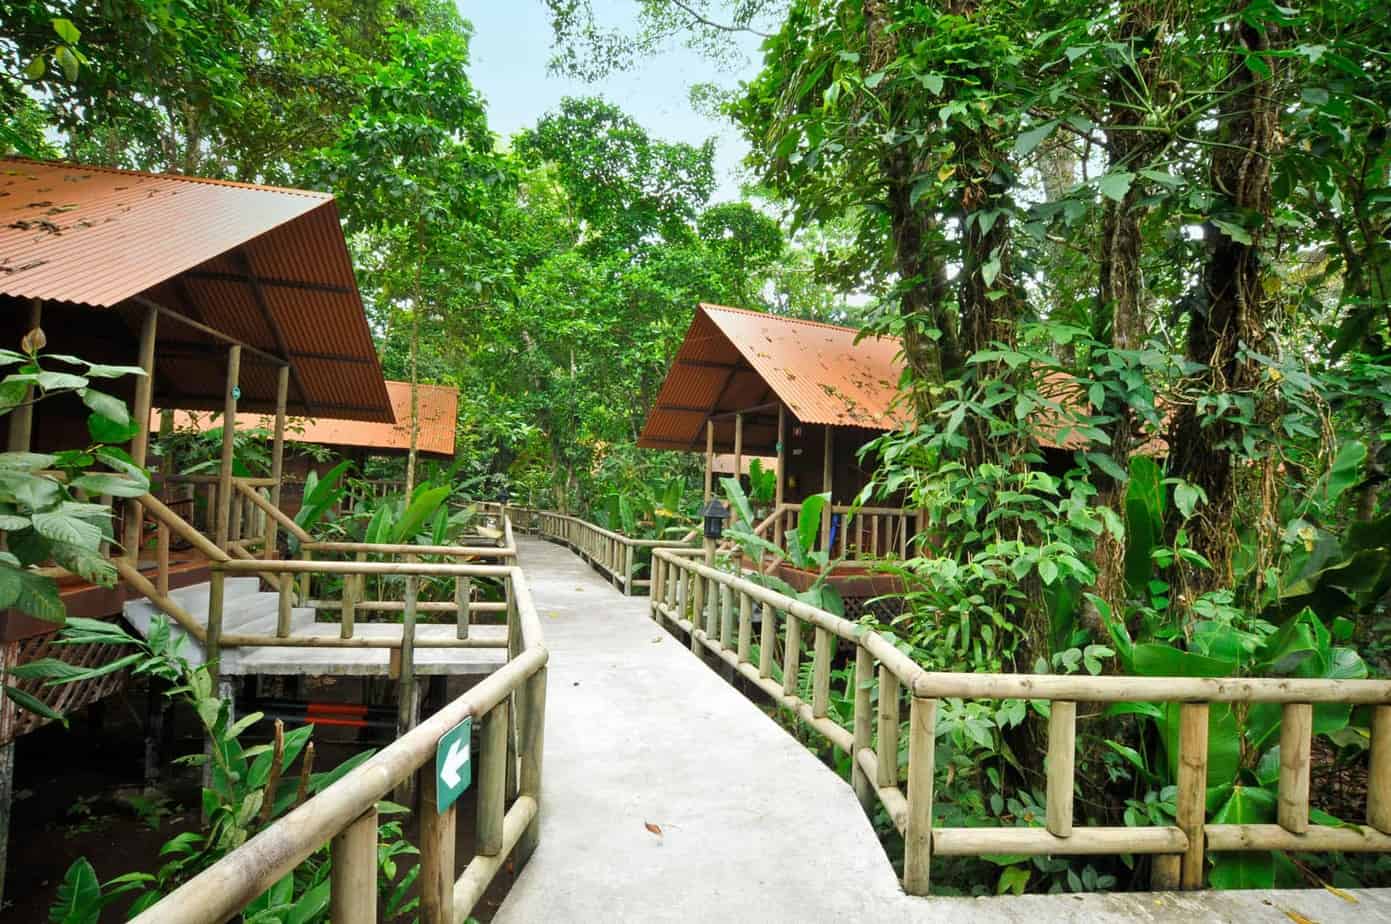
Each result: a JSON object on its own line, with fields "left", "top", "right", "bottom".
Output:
{"left": 495, "top": 536, "right": 1391, "bottom": 923}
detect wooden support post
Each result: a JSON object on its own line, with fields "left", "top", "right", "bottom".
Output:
{"left": 877, "top": 667, "right": 900, "bottom": 787}
{"left": 1046, "top": 701, "right": 1076, "bottom": 837}
{"left": 736, "top": 592, "right": 752, "bottom": 664}
{"left": 820, "top": 426, "right": 833, "bottom": 550}
{"left": 419, "top": 766, "right": 456, "bottom": 924}
{"left": 904, "top": 696, "right": 936, "bottom": 895}
{"left": 477, "top": 700, "right": 509, "bottom": 857}
{"left": 1177, "top": 703, "right": 1209, "bottom": 890}
{"left": 851, "top": 646, "right": 874, "bottom": 811}
{"left": 704, "top": 420, "right": 715, "bottom": 501}
{"left": 299, "top": 548, "right": 312, "bottom": 601}
{"left": 1278, "top": 703, "right": 1313, "bottom": 834}
{"left": 812, "top": 626, "right": 832, "bottom": 719}
{"left": 264, "top": 365, "right": 289, "bottom": 560}
{"left": 207, "top": 345, "right": 240, "bottom": 687}
{"left": 517, "top": 666, "right": 547, "bottom": 865}
{"left": 123, "top": 303, "right": 158, "bottom": 562}
{"left": 7, "top": 299, "right": 41, "bottom": 452}
{"left": 758, "top": 602, "right": 774, "bottom": 679}
{"left": 455, "top": 576, "right": 471, "bottom": 639}
{"left": 623, "top": 543, "right": 635, "bottom": 596}
{"left": 782, "top": 614, "right": 801, "bottom": 699}
{"left": 774, "top": 404, "right": 787, "bottom": 553}
{"left": 1370, "top": 705, "right": 1391, "bottom": 834}
{"left": 733, "top": 411, "right": 744, "bottom": 494}
{"left": 329, "top": 807, "right": 378, "bottom": 924}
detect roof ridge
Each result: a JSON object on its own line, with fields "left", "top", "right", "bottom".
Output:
{"left": 698, "top": 302, "right": 892, "bottom": 339}
{"left": 1, "top": 156, "right": 333, "bottom": 201}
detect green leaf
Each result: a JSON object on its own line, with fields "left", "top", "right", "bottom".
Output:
{"left": 1098, "top": 171, "right": 1135, "bottom": 202}
{"left": 32, "top": 510, "right": 103, "bottom": 549}
{"left": 391, "top": 485, "right": 450, "bottom": 543}
{"left": 798, "top": 493, "right": 829, "bottom": 565}
{"left": 54, "top": 45, "right": 79, "bottom": 81}
{"left": 1173, "top": 481, "right": 1202, "bottom": 520}
{"left": 0, "top": 452, "right": 56, "bottom": 471}
{"left": 51, "top": 17, "right": 80, "bottom": 44}
{"left": 49, "top": 858, "right": 100, "bottom": 923}
{"left": 79, "top": 388, "right": 129, "bottom": 427}
{"left": 1324, "top": 440, "right": 1366, "bottom": 505}
{"left": 1014, "top": 120, "right": 1058, "bottom": 158}
{"left": 0, "top": 471, "right": 61, "bottom": 508}
{"left": 1208, "top": 787, "right": 1277, "bottom": 889}
{"left": 24, "top": 56, "right": 46, "bottom": 80}
{"left": 5, "top": 684, "right": 66, "bottom": 726}
{"left": 69, "top": 472, "right": 147, "bottom": 499}
{"left": 1212, "top": 218, "right": 1252, "bottom": 245}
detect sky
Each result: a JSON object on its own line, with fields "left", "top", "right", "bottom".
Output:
{"left": 459, "top": 1, "right": 761, "bottom": 202}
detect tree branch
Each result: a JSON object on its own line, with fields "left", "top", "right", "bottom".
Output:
{"left": 666, "top": 0, "right": 773, "bottom": 39}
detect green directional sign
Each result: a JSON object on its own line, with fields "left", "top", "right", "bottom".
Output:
{"left": 435, "top": 717, "right": 473, "bottom": 813}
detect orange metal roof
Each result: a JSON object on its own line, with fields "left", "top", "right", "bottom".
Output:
{"left": 155, "top": 381, "right": 458, "bottom": 458}
{"left": 639, "top": 304, "right": 1166, "bottom": 456}
{"left": 0, "top": 158, "right": 393, "bottom": 422}
{"left": 638, "top": 304, "right": 907, "bottom": 452}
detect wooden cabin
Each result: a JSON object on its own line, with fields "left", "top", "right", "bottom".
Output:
{"left": 0, "top": 156, "right": 392, "bottom": 769}
{"left": 638, "top": 304, "right": 917, "bottom": 610}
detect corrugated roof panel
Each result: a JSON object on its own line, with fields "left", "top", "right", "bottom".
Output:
{"left": 0, "top": 157, "right": 392, "bottom": 423}
{"left": 639, "top": 304, "right": 907, "bottom": 452}
{"left": 156, "top": 381, "right": 458, "bottom": 458}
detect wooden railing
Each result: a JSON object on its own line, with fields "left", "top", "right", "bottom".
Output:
{"left": 649, "top": 548, "right": 1391, "bottom": 893}
{"left": 761, "top": 501, "right": 921, "bottom": 562}
{"left": 130, "top": 561, "right": 548, "bottom": 924}
{"left": 506, "top": 507, "right": 694, "bottom": 595}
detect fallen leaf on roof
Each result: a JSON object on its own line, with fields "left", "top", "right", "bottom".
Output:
{"left": 644, "top": 821, "right": 663, "bottom": 837}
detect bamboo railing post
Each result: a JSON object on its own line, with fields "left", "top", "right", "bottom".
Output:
{"left": 877, "top": 667, "right": 900, "bottom": 787}
{"left": 478, "top": 700, "right": 509, "bottom": 857}
{"left": 299, "top": 548, "right": 312, "bottom": 601}
{"left": 704, "top": 420, "right": 715, "bottom": 501}
{"left": 812, "top": 627, "right": 832, "bottom": 718}
{"left": 1371, "top": 705, "right": 1391, "bottom": 834}
{"left": 736, "top": 591, "right": 753, "bottom": 664}
{"left": 758, "top": 602, "right": 774, "bottom": 679}
{"left": 782, "top": 614, "right": 801, "bottom": 699}
{"left": 690, "top": 571, "right": 705, "bottom": 654}
{"left": 705, "top": 575, "right": 719, "bottom": 640}
{"left": 329, "top": 807, "right": 378, "bottom": 924}
{"left": 518, "top": 664, "right": 547, "bottom": 865}
{"left": 276, "top": 569, "right": 292, "bottom": 638}
{"left": 455, "top": 576, "right": 471, "bottom": 639}
{"left": 1278, "top": 703, "right": 1313, "bottom": 834}
{"left": 419, "top": 767, "right": 456, "bottom": 924}
{"left": 340, "top": 555, "right": 358, "bottom": 640}
{"left": 1177, "top": 702, "right": 1210, "bottom": 889}
{"left": 1046, "top": 701, "right": 1076, "bottom": 837}
{"left": 623, "top": 542, "right": 635, "bottom": 596}
{"left": 719, "top": 584, "right": 734, "bottom": 650}
{"left": 851, "top": 646, "right": 874, "bottom": 811}
{"left": 904, "top": 696, "right": 936, "bottom": 895}
{"left": 397, "top": 574, "right": 419, "bottom": 740}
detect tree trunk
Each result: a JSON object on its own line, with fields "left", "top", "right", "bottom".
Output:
{"left": 1166, "top": 10, "right": 1282, "bottom": 598}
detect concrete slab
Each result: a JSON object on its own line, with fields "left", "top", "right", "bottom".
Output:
{"left": 495, "top": 536, "right": 1391, "bottom": 923}
{"left": 124, "top": 580, "right": 506, "bottom": 677}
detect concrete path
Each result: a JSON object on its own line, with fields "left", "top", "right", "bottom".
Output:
{"left": 495, "top": 536, "right": 1391, "bottom": 923}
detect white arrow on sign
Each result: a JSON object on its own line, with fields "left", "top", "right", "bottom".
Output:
{"left": 441, "top": 738, "right": 470, "bottom": 788}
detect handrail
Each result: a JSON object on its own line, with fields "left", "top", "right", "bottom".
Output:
{"left": 131, "top": 563, "right": 548, "bottom": 923}
{"left": 512, "top": 507, "right": 695, "bottom": 595}
{"left": 649, "top": 547, "right": 1391, "bottom": 894}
